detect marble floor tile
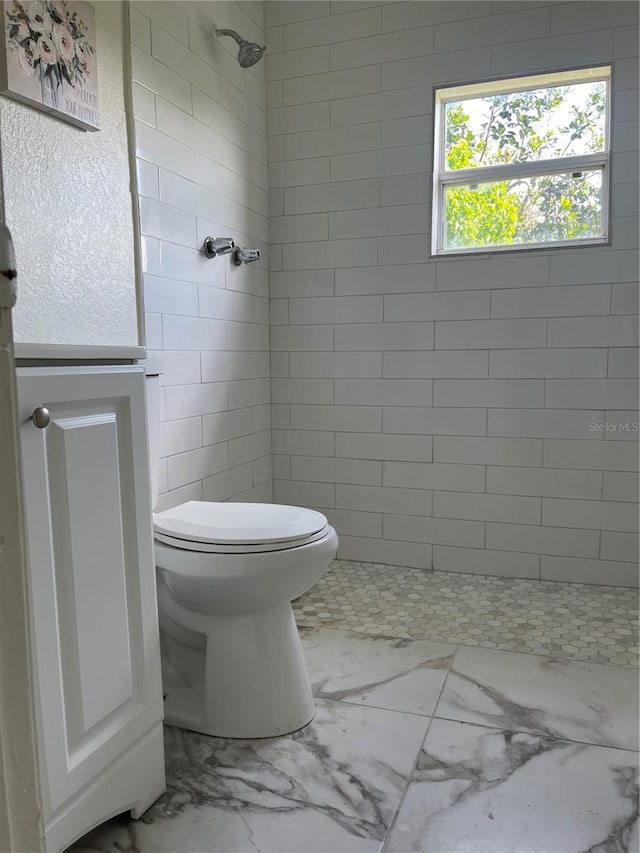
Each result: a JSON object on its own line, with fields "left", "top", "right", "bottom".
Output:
{"left": 384, "top": 718, "right": 639, "bottom": 853}
{"left": 73, "top": 699, "right": 429, "bottom": 853}
{"left": 436, "top": 645, "right": 640, "bottom": 751}
{"left": 301, "top": 628, "right": 455, "bottom": 716}
{"left": 70, "top": 568, "right": 637, "bottom": 853}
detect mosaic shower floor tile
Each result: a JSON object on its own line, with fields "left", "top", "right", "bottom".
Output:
{"left": 293, "top": 560, "right": 639, "bottom": 665}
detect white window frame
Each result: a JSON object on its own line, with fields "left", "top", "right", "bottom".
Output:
{"left": 431, "top": 66, "right": 612, "bottom": 256}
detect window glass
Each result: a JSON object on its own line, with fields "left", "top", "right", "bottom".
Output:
{"left": 444, "top": 81, "right": 607, "bottom": 171}
{"left": 433, "top": 67, "right": 611, "bottom": 254}
{"left": 444, "top": 169, "right": 604, "bottom": 250}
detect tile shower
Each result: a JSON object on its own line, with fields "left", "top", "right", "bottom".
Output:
{"left": 266, "top": 0, "right": 639, "bottom": 585}
{"left": 91, "top": 1, "right": 640, "bottom": 851}
{"left": 139, "top": 0, "right": 639, "bottom": 591}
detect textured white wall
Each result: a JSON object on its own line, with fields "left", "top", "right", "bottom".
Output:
{"left": 0, "top": 300, "right": 43, "bottom": 853}
{"left": 3, "top": 1, "right": 139, "bottom": 349}
{"left": 266, "top": 0, "right": 639, "bottom": 586}
{"left": 130, "top": 0, "right": 271, "bottom": 510}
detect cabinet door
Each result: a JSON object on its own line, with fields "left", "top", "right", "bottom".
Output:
{"left": 17, "top": 366, "right": 163, "bottom": 820}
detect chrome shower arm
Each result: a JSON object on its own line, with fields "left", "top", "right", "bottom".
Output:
{"left": 216, "top": 28, "right": 246, "bottom": 47}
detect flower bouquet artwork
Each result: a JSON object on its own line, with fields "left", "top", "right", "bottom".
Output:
{"left": 0, "top": 0, "right": 99, "bottom": 130}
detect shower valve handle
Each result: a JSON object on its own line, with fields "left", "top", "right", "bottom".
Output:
{"left": 203, "top": 237, "right": 235, "bottom": 258}
{"left": 232, "top": 247, "right": 261, "bottom": 266}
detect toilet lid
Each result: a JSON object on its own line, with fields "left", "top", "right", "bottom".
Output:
{"left": 153, "top": 501, "right": 328, "bottom": 547}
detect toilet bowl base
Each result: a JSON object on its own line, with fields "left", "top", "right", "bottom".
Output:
{"left": 161, "top": 601, "right": 316, "bottom": 739}
{"left": 163, "top": 685, "right": 205, "bottom": 732}
{"left": 163, "top": 685, "right": 315, "bottom": 740}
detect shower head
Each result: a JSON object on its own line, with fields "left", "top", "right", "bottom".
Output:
{"left": 215, "top": 28, "right": 266, "bottom": 68}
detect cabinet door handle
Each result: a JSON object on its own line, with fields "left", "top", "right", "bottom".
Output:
{"left": 31, "top": 406, "right": 51, "bottom": 429}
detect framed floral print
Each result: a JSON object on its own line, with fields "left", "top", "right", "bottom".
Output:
{"left": 0, "top": 0, "right": 99, "bottom": 130}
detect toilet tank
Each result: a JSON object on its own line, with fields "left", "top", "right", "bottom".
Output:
{"left": 143, "top": 355, "right": 162, "bottom": 510}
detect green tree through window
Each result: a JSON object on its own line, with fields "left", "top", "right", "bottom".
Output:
{"left": 434, "top": 70, "right": 610, "bottom": 252}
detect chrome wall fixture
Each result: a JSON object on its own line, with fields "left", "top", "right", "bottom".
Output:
{"left": 215, "top": 28, "right": 266, "bottom": 68}
{"left": 203, "top": 236, "right": 235, "bottom": 259}
{"left": 203, "top": 237, "right": 261, "bottom": 265}
{"left": 232, "top": 247, "right": 261, "bottom": 266}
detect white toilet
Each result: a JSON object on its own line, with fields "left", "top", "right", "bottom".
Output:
{"left": 146, "top": 367, "right": 338, "bottom": 739}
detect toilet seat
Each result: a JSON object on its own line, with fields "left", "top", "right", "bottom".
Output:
{"left": 153, "top": 501, "right": 330, "bottom": 554}
{"left": 154, "top": 527, "right": 331, "bottom": 554}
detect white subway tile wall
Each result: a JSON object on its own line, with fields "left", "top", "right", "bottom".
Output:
{"left": 265, "top": 0, "right": 639, "bottom": 585}
{"left": 132, "top": 0, "right": 272, "bottom": 511}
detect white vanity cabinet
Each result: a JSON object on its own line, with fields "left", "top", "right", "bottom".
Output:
{"left": 16, "top": 365, "right": 165, "bottom": 853}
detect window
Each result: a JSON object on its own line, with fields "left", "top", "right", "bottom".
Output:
{"left": 432, "top": 66, "right": 611, "bottom": 255}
